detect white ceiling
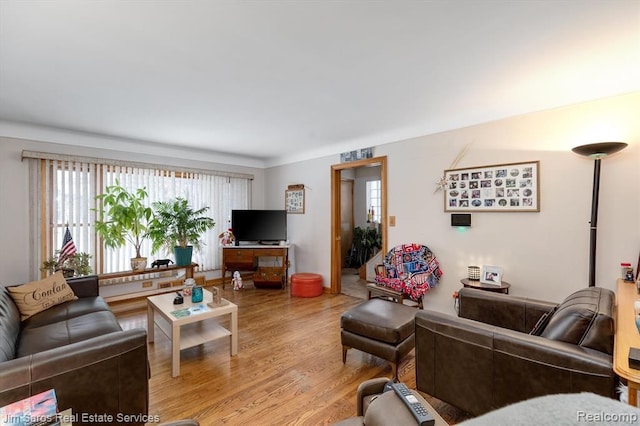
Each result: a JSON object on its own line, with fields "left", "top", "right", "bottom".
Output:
{"left": 1, "top": 1, "right": 639, "bottom": 167}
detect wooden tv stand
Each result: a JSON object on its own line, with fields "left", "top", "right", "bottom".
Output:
{"left": 222, "top": 245, "right": 290, "bottom": 289}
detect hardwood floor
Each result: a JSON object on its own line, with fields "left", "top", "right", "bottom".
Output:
{"left": 114, "top": 283, "right": 471, "bottom": 425}
{"left": 340, "top": 268, "right": 368, "bottom": 300}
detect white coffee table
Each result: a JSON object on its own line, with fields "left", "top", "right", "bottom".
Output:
{"left": 147, "top": 289, "right": 238, "bottom": 377}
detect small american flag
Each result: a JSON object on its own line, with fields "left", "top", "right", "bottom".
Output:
{"left": 58, "top": 226, "right": 77, "bottom": 265}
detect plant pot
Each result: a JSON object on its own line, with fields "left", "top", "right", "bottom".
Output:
{"left": 59, "top": 268, "right": 75, "bottom": 278}
{"left": 131, "top": 257, "right": 148, "bottom": 271}
{"left": 174, "top": 246, "right": 193, "bottom": 266}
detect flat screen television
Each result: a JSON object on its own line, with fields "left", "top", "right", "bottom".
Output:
{"left": 231, "top": 209, "right": 287, "bottom": 245}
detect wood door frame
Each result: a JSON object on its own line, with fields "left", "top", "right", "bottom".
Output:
{"left": 330, "top": 156, "right": 387, "bottom": 294}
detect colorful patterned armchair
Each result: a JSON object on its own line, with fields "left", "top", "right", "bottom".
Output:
{"left": 372, "top": 243, "right": 443, "bottom": 307}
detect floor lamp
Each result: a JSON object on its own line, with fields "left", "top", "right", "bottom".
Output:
{"left": 572, "top": 142, "right": 627, "bottom": 287}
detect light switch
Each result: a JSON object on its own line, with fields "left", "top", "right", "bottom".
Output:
{"left": 389, "top": 216, "right": 396, "bottom": 227}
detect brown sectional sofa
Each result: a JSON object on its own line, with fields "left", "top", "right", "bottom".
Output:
{"left": 0, "top": 275, "right": 149, "bottom": 424}
{"left": 415, "top": 286, "right": 617, "bottom": 416}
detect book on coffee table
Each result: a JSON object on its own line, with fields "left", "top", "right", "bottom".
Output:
{"left": 170, "top": 304, "right": 211, "bottom": 318}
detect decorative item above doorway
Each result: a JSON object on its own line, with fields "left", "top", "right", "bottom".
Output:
{"left": 340, "top": 147, "right": 373, "bottom": 163}
{"left": 285, "top": 184, "right": 305, "bottom": 214}
{"left": 444, "top": 161, "right": 540, "bottom": 212}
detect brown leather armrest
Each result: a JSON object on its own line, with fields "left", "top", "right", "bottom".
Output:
{"left": 356, "top": 377, "right": 391, "bottom": 416}
{"left": 0, "top": 328, "right": 149, "bottom": 419}
{"left": 28, "top": 328, "right": 147, "bottom": 380}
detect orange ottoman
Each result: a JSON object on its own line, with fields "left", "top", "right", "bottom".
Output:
{"left": 291, "top": 273, "right": 323, "bottom": 297}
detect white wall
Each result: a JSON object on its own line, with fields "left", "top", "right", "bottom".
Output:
{"left": 266, "top": 92, "right": 640, "bottom": 314}
{"left": 264, "top": 158, "right": 331, "bottom": 278}
{"left": 2, "top": 93, "right": 638, "bottom": 317}
{"left": 0, "top": 136, "right": 266, "bottom": 286}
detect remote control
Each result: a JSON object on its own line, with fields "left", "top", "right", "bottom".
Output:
{"left": 389, "top": 382, "right": 435, "bottom": 426}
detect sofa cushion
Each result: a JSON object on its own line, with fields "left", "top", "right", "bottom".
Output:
{"left": 7, "top": 271, "right": 77, "bottom": 320}
{"left": 22, "top": 296, "right": 112, "bottom": 329}
{"left": 16, "top": 310, "right": 122, "bottom": 357}
{"left": 539, "top": 287, "right": 614, "bottom": 355}
{"left": 0, "top": 288, "right": 20, "bottom": 362}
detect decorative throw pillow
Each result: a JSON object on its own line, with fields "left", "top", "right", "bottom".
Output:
{"left": 7, "top": 271, "right": 77, "bottom": 320}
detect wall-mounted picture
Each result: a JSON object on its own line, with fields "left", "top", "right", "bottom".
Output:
{"left": 340, "top": 147, "right": 374, "bottom": 163}
{"left": 480, "top": 265, "right": 503, "bottom": 285}
{"left": 285, "top": 186, "right": 305, "bottom": 214}
{"left": 444, "top": 161, "right": 540, "bottom": 212}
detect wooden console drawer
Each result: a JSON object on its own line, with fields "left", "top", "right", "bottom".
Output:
{"left": 257, "top": 248, "right": 286, "bottom": 257}
{"left": 224, "top": 248, "right": 255, "bottom": 270}
{"left": 255, "top": 267, "right": 282, "bottom": 281}
{"left": 225, "top": 248, "right": 254, "bottom": 261}
{"left": 254, "top": 267, "right": 284, "bottom": 288}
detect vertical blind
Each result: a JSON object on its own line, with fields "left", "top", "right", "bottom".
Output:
{"left": 29, "top": 155, "right": 251, "bottom": 276}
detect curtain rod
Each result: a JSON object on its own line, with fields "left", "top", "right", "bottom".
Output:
{"left": 21, "top": 150, "right": 254, "bottom": 180}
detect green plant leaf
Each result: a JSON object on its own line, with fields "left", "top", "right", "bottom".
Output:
{"left": 148, "top": 197, "right": 215, "bottom": 254}
{"left": 92, "top": 179, "right": 153, "bottom": 258}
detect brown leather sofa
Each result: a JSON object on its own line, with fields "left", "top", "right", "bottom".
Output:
{"left": 415, "top": 286, "right": 617, "bottom": 416}
{"left": 0, "top": 275, "right": 149, "bottom": 424}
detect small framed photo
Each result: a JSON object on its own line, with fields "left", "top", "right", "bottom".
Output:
{"left": 285, "top": 186, "right": 305, "bottom": 214}
{"left": 480, "top": 265, "right": 503, "bottom": 285}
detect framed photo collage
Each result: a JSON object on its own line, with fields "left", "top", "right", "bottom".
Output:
{"left": 444, "top": 161, "right": 539, "bottom": 212}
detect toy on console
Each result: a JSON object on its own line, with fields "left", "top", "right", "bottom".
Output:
{"left": 151, "top": 259, "right": 174, "bottom": 269}
{"left": 219, "top": 228, "right": 236, "bottom": 246}
{"left": 232, "top": 271, "right": 243, "bottom": 290}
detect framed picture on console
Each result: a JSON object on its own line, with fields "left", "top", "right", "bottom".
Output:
{"left": 480, "top": 265, "right": 503, "bottom": 285}
{"left": 285, "top": 185, "right": 305, "bottom": 214}
{"left": 444, "top": 161, "right": 540, "bottom": 212}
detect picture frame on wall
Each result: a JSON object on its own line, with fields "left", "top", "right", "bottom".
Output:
{"left": 444, "top": 161, "right": 540, "bottom": 212}
{"left": 480, "top": 265, "right": 503, "bottom": 285}
{"left": 340, "top": 147, "right": 374, "bottom": 163}
{"left": 285, "top": 186, "right": 305, "bottom": 214}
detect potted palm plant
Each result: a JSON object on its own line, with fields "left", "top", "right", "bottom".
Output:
{"left": 94, "top": 180, "right": 154, "bottom": 271}
{"left": 148, "top": 197, "right": 215, "bottom": 266}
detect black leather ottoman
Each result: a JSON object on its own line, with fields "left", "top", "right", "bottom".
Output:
{"left": 341, "top": 299, "right": 417, "bottom": 379}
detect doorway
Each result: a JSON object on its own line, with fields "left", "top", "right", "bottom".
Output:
{"left": 340, "top": 179, "right": 354, "bottom": 268}
{"left": 330, "top": 156, "right": 387, "bottom": 294}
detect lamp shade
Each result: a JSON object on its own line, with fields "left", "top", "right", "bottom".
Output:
{"left": 572, "top": 142, "right": 627, "bottom": 158}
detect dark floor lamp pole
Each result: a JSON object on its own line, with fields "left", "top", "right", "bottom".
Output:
{"left": 588, "top": 157, "right": 602, "bottom": 288}
{"left": 572, "top": 142, "right": 627, "bottom": 287}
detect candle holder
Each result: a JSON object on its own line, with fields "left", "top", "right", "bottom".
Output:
{"left": 468, "top": 266, "right": 480, "bottom": 281}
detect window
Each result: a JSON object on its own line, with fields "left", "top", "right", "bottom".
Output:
{"left": 366, "top": 180, "right": 381, "bottom": 223}
{"left": 29, "top": 154, "right": 251, "bottom": 276}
